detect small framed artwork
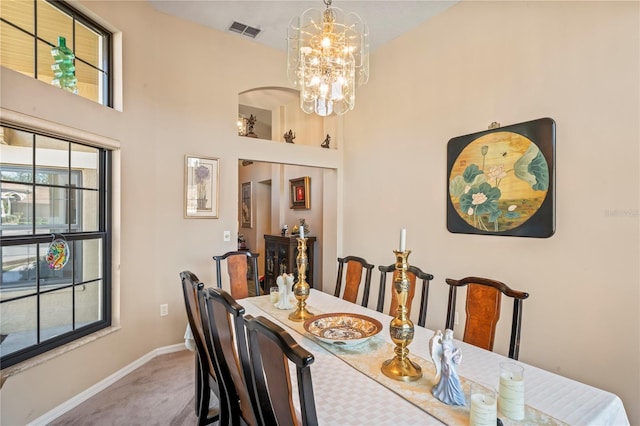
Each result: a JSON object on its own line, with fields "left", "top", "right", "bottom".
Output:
{"left": 241, "top": 182, "right": 252, "bottom": 228}
{"left": 185, "top": 155, "right": 219, "bottom": 218}
{"left": 290, "top": 176, "right": 311, "bottom": 210}
{"left": 447, "top": 118, "right": 555, "bottom": 238}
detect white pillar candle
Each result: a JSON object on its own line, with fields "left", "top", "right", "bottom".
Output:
{"left": 269, "top": 286, "right": 279, "bottom": 304}
{"left": 470, "top": 392, "right": 497, "bottom": 426}
{"left": 300, "top": 225, "right": 304, "bottom": 239}
{"left": 498, "top": 363, "right": 525, "bottom": 420}
{"left": 399, "top": 228, "right": 406, "bottom": 251}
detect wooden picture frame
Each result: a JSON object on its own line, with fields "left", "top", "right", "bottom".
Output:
{"left": 241, "top": 182, "right": 252, "bottom": 228}
{"left": 290, "top": 176, "right": 311, "bottom": 210}
{"left": 447, "top": 118, "right": 555, "bottom": 238}
{"left": 184, "top": 155, "right": 219, "bottom": 218}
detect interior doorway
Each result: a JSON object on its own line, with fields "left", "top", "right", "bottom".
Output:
{"left": 238, "top": 160, "right": 337, "bottom": 292}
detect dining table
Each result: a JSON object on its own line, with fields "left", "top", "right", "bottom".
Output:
{"left": 187, "top": 288, "right": 629, "bottom": 425}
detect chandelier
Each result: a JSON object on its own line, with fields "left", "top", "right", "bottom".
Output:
{"left": 287, "top": 0, "right": 369, "bottom": 116}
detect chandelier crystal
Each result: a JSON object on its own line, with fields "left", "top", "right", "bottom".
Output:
{"left": 287, "top": 0, "right": 369, "bottom": 116}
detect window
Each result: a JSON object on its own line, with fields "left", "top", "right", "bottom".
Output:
{"left": 0, "top": 0, "right": 112, "bottom": 106}
{"left": 0, "top": 124, "right": 112, "bottom": 368}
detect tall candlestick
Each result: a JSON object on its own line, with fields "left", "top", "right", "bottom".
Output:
{"left": 381, "top": 249, "right": 422, "bottom": 382}
{"left": 399, "top": 228, "right": 406, "bottom": 251}
{"left": 288, "top": 237, "right": 314, "bottom": 322}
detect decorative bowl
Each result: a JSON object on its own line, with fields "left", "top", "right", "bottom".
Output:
{"left": 303, "top": 313, "right": 383, "bottom": 346}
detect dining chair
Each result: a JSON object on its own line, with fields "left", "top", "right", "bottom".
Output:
{"left": 179, "top": 271, "right": 220, "bottom": 426}
{"left": 376, "top": 264, "right": 434, "bottom": 327}
{"left": 214, "top": 250, "right": 261, "bottom": 299}
{"left": 444, "top": 276, "right": 530, "bottom": 360}
{"left": 244, "top": 314, "right": 318, "bottom": 426}
{"left": 200, "top": 286, "right": 259, "bottom": 426}
{"left": 333, "top": 256, "right": 375, "bottom": 307}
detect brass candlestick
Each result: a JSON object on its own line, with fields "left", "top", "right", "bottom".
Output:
{"left": 288, "top": 237, "right": 314, "bottom": 322}
{"left": 381, "top": 250, "right": 423, "bottom": 381}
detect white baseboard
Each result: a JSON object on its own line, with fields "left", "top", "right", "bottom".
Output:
{"left": 28, "top": 343, "right": 187, "bottom": 426}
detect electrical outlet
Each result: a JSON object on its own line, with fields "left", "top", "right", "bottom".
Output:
{"left": 160, "top": 304, "right": 168, "bottom": 316}
{"left": 454, "top": 311, "right": 459, "bottom": 325}
{"left": 223, "top": 230, "right": 231, "bottom": 242}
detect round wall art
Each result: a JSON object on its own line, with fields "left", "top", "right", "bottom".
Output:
{"left": 447, "top": 118, "right": 555, "bottom": 238}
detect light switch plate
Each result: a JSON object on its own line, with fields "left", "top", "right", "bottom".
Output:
{"left": 223, "top": 230, "right": 231, "bottom": 242}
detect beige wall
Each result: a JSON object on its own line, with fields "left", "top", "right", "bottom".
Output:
{"left": 343, "top": 1, "right": 639, "bottom": 423}
{"left": 0, "top": 0, "right": 638, "bottom": 424}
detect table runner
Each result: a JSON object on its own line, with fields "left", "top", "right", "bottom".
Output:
{"left": 249, "top": 295, "right": 567, "bottom": 426}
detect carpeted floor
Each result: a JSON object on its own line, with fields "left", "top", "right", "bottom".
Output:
{"left": 49, "top": 350, "right": 212, "bottom": 426}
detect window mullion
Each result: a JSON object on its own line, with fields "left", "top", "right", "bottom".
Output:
{"left": 31, "top": 133, "right": 36, "bottom": 235}
{"left": 67, "top": 143, "right": 71, "bottom": 233}
{"left": 36, "top": 242, "right": 41, "bottom": 344}
{"left": 68, "top": 142, "right": 76, "bottom": 330}
{"left": 32, "top": 0, "right": 37, "bottom": 78}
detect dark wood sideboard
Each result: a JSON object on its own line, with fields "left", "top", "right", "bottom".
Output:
{"left": 264, "top": 234, "right": 316, "bottom": 290}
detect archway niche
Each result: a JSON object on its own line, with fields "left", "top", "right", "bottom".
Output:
{"left": 238, "top": 86, "right": 335, "bottom": 149}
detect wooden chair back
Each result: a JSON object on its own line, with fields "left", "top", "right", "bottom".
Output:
{"left": 244, "top": 315, "right": 318, "bottom": 426}
{"left": 445, "top": 276, "right": 530, "bottom": 360}
{"left": 377, "top": 264, "right": 434, "bottom": 327}
{"left": 213, "top": 250, "right": 261, "bottom": 299}
{"left": 200, "top": 287, "right": 259, "bottom": 426}
{"left": 333, "top": 256, "right": 375, "bottom": 307}
{"left": 179, "top": 271, "right": 219, "bottom": 425}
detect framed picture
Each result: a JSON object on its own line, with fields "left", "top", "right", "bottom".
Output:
{"left": 290, "top": 176, "right": 311, "bottom": 210}
{"left": 184, "top": 155, "right": 219, "bottom": 218}
{"left": 241, "top": 182, "right": 252, "bottom": 228}
{"left": 447, "top": 118, "right": 555, "bottom": 238}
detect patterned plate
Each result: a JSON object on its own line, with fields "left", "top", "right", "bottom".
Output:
{"left": 303, "top": 313, "right": 383, "bottom": 346}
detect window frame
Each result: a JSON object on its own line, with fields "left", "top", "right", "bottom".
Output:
{"left": 0, "top": 123, "right": 112, "bottom": 369}
{"left": 0, "top": 0, "right": 113, "bottom": 107}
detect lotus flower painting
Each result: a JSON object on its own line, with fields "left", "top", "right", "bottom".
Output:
{"left": 447, "top": 118, "right": 555, "bottom": 238}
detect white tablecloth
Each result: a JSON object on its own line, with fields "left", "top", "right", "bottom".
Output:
{"left": 237, "top": 290, "right": 629, "bottom": 426}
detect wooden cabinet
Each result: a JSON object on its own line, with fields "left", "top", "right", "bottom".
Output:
{"left": 264, "top": 235, "right": 316, "bottom": 290}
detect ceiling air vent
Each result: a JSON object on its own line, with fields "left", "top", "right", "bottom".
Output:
{"left": 229, "top": 21, "right": 261, "bottom": 39}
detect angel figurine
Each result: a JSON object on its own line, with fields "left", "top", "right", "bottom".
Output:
{"left": 275, "top": 273, "right": 294, "bottom": 309}
{"left": 429, "top": 329, "right": 466, "bottom": 405}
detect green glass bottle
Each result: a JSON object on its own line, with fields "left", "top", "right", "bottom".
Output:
{"left": 51, "top": 36, "right": 78, "bottom": 94}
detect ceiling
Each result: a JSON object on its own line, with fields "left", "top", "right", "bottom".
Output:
{"left": 148, "top": 1, "right": 458, "bottom": 53}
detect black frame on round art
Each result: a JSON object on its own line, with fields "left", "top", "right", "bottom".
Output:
{"left": 446, "top": 118, "right": 555, "bottom": 238}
